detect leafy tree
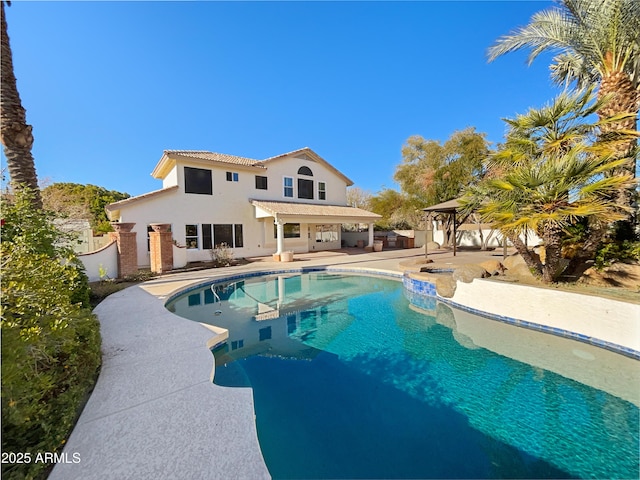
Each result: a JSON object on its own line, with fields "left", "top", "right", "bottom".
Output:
{"left": 464, "top": 91, "right": 636, "bottom": 283}
{"left": 394, "top": 128, "right": 490, "bottom": 207}
{"left": 394, "top": 128, "right": 490, "bottom": 243}
{"left": 1, "top": 1, "right": 41, "bottom": 208}
{"left": 1, "top": 190, "right": 101, "bottom": 480}
{"left": 488, "top": 0, "right": 640, "bottom": 235}
{"left": 369, "top": 188, "right": 420, "bottom": 230}
{"left": 42, "top": 182, "right": 130, "bottom": 234}
{"left": 346, "top": 186, "right": 373, "bottom": 210}
{"left": 344, "top": 186, "right": 375, "bottom": 231}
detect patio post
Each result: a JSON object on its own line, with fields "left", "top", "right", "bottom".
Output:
{"left": 452, "top": 210, "right": 457, "bottom": 256}
{"left": 368, "top": 223, "right": 374, "bottom": 247}
{"left": 275, "top": 220, "right": 285, "bottom": 254}
{"left": 424, "top": 212, "right": 431, "bottom": 259}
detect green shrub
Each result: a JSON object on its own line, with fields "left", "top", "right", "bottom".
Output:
{"left": 594, "top": 240, "right": 640, "bottom": 269}
{"left": 1, "top": 191, "right": 101, "bottom": 480}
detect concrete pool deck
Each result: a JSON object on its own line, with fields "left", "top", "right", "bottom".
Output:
{"left": 49, "top": 247, "right": 638, "bottom": 479}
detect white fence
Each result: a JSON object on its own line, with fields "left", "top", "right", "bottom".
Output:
{"left": 343, "top": 225, "right": 541, "bottom": 250}
{"left": 432, "top": 223, "right": 541, "bottom": 249}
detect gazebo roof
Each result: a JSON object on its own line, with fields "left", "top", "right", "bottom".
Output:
{"left": 423, "top": 197, "right": 462, "bottom": 214}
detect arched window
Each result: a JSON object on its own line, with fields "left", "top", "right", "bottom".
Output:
{"left": 297, "top": 166, "right": 313, "bottom": 176}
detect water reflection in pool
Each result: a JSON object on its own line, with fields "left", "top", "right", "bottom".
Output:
{"left": 167, "top": 272, "right": 639, "bottom": 479}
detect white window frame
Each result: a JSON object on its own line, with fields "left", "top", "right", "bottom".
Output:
{"left": 283, "top": 176, "right": 294, "bottom": 198}
{"left": 318, "top": 181, "right": 327, "bottom": 200}
{"left": 185, "top": 224, "right": 199, "bottom": 249}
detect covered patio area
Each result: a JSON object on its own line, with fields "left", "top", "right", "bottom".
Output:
{"left": 250, "top": 199, "right": 382, "bottom": 258}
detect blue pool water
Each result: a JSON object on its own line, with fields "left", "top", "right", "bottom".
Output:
{"left": 167, "top": 272, "right": 640, "bottom": 479}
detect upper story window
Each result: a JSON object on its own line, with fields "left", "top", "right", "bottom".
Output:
{"left": 296, "top": 166, "right": 314, "bottom": 199}
{"left": 318, "top": 182, "right": 326, "bottom": 200}
{"left": 298, "top": 178, "right": 314, "bottom": 199}
{"left": 255, "top": 175, "right": 268, "bottom": 190}
{"left": 184, "top": 167, "right": 212, "bottom": 195}
{"left": 283, "top": 177, "right": 294, "bottom": 198}
{"left": 226, "top": 172, "right": 239, "bottom": 182}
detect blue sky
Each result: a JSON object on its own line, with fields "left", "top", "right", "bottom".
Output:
{"left": 2, "top": 0, "right": 560, "bottom": 197}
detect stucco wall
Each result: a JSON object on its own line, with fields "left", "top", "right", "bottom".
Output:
{"left": 432, "top": 224, "right": 540, "bottom": 248}
{"left": 449, "top": 278, "right": 640, "bottom": 354}
{"left": 78, "top": 240, "right": 118, "bottom": 282}
{"left": 173, "top": 243, "right": 188, "bottom": 269}
{"left": 114, "top": 154, "right": 353, "bottom": 266}
{"left": 260, "top": 156, "right": 348, "bottom": 205}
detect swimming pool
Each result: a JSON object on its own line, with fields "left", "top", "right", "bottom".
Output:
{"left": 167, "top": 271, "right": 639, "bottom": 479}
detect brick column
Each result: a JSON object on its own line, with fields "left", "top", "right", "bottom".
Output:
{"left": 110, "top": 222, "right": 138, "bottom": 278}
{"left": 149, "top": 223, "right": 173, "bottom": 273}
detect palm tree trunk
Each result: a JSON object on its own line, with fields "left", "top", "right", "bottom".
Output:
{"left": 1, "top": 1, "right": 41, "bottom": 208}
{"left": 540, "top": 224, "right": 563, "bottom": 283}
{"left": 597, "top": 70, "right": 639, "bottom": 237}
{"left": 507, "top": 233, "right": 542, "bottom": 277}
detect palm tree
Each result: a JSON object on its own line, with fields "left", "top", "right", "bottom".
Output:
{"left": 464, "top": 91, "right": 635, "bottom": 283}
{"left": 1, "top": 1, "right": 41, "bottom": 208}
{"left": 487, "top": 0, "right": 640, "bottom": 235}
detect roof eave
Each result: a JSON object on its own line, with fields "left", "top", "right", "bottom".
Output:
{"left": 151, "top": 152, "right": 175, "bottom": 179}
{"left": 105, "top": 185, "right": 179, "bottom": 212}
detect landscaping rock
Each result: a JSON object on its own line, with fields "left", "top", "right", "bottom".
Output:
{"left": 452, "top": 264, "right": 490, "bottom": 283}
{"left": 479, "top": 260, "right": 505, "bottom": 276}
{"left": 503, "top": 253, "right": 526, "bottom": 270}
{"left": 398, "top": 257, "right": 434, "bottom": 273}
{"left": 505, "top": 263, "right": 537, "bottom": 281}
{"left": 435, "top": 275, "right": 457, "bottom": 298}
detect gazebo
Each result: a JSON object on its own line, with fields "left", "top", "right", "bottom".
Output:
{"left": 424, "top": 197, "right": 509, "bottom": 259}
{"left": 423, "top": 197, "right": 465, "bottom": 257}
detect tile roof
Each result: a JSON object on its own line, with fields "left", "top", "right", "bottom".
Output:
{"left": 261, "top": 147, "right": 354, "bottom": 186}
{"left": 105, "top": 185, "right": 179, "bottom": 211}
{"left": 261, "top": 147, "right": 312, "bottom": 162}
{"left": 157, "top": 148, "right": 352, "bottom": 185}
{"left": 250, "top": 200, "right": 381, "bottom": 219}
{"left": 165, "top": 150, "right": 265, "bottom": 169}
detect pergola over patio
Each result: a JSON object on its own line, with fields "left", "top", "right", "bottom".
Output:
{"left": 423, "top": 197, "right": 465, "bottom": 256}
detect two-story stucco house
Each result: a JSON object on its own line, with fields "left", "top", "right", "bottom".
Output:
{"left": 105, "top": 147, "right": 381, "bottom": 268}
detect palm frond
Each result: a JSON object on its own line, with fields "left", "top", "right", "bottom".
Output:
{"left": 489, "top": 0, "right": 640, "bottom": 84}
